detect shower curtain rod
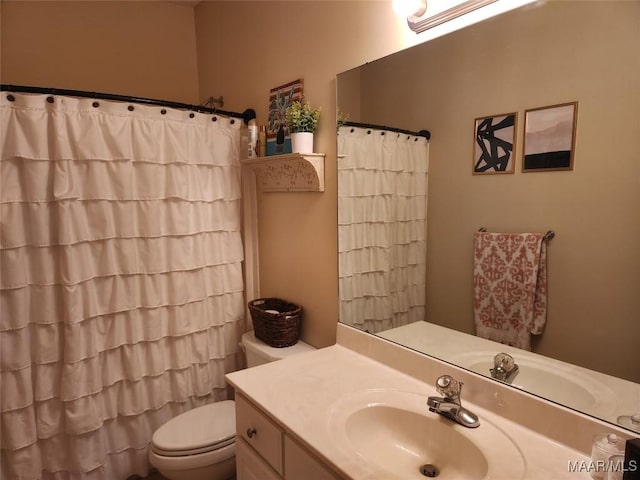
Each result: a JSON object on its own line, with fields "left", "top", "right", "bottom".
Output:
{"left": 1, "top": 84, "right": 254, "bottom": 123}
{"left": 342, "top": 120, "right": 430, "bottom": 140}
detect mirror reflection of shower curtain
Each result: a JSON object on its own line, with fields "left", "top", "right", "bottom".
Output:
{"left": 338, "top": 126, "right": 429, "bottom": 334}
{"left": 0, "top": 93, "right": 245, "bottom": 479}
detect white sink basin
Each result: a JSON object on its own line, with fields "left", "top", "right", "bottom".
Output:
{"left": 329, "top": 389, "right": 525, "bottom": 480}
{"left": 346, "top": 404, "right": 487, "bottom": 478}
{"left": 450, "top": 351, "right": 616, "bottom": 412}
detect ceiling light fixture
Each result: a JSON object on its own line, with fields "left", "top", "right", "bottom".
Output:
{"left": 406, "top": 0, "right": 498, "bottom": 33}
{"left": 392, "top": 0, "right": 428, "bottom": 19}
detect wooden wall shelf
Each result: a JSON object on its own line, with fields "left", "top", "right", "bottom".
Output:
{"left": 240, "top": 153, "right": 325, "bottom": 192}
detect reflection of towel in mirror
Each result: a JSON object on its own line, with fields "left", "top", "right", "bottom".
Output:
{"left": 473, "top": 232, "right": 547, "bottom": 351}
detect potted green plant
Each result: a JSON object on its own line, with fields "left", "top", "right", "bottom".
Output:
{"left": 336, "top": 108, "right": 349, "bottom": 131}
{"left": 285, "top": 99, "right": 321, "bottom": 153}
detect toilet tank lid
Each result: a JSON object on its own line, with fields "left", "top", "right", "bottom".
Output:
{"left": 152, "top": 400, "right": 235, "bottom": 452}
{"left": 242, "top": 331, "right": 316, "bottom": 360}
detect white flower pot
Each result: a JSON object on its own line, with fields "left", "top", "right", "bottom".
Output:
{"left": 290, "top": 132, "right": 314, "bottom": 153}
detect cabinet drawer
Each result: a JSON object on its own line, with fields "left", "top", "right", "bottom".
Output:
{"left": 236, "top": 393, "right": 284, "bottom": 474}
{"left": 284, "top": 436, "right": 342, "bottom": 480}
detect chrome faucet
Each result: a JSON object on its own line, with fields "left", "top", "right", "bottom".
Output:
{"left": 427, "top": 375, "right": 480, "bottom": 428}
{"left": 490, "top": 352, "right": 519, "bottom": 384}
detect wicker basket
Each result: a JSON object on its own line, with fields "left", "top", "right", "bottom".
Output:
{"left": 248, "top": 298, "right": 302, "bottom": 348}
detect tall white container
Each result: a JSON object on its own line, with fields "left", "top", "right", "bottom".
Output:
{"left": 247, "top": 119, "right": 258, "bottom": 158}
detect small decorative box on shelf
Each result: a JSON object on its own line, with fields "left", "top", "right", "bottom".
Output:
{"left": 240, "top": 153, "right": 325, "bottom": 192}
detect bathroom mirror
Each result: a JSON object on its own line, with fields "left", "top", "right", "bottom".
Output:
{"left": 337, "top": 0, "right": 640, "bottom": 432}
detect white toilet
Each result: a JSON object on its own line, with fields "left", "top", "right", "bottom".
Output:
{"left": 148, "top": 331, "right": 315, "bottom": 480}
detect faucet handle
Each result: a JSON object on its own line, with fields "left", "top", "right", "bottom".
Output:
{"left": 493, "top": 352, "right": 516, "bottom": 373}
{"left": 435, "top": 375, "right": 463, "bottom": 399}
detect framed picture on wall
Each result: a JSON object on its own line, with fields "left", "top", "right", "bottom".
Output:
{"left": 266, "top": 78, "right": 304, "bottom": 156}
{"left": 472, "top": 112, "right": 517, "bottom": 175}
{"left": 523, "top": 102, "right": 578, "bottom": 172}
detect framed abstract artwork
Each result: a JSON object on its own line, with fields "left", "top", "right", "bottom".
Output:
{"left": 266, "top": 78, "right": 304, "bottom": 156}
{"left": 523, "top": 102, "right": 577, "bottom": 172}
{"left": 472, "top": 112, "right": 517, "bottom": 174}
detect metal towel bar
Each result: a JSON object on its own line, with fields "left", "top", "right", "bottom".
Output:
{"left": 478, "top": 228, "right": 555, "bottom": 241}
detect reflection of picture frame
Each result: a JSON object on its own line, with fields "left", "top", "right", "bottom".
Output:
{"left": 523, "top": 102, "right": 577, "bottom": 172}
{"left": 472, "top": 112, "right": 517, "bottom": 175}
{"left": 267, "top": 78, "right": 303, "bottom": 156}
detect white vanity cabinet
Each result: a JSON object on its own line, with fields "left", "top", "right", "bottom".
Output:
{"left": 236, "top": 439, "right": 282, "bottom": 480}
{"left": 235, "top": 393, "right": 342, "bottom": 480}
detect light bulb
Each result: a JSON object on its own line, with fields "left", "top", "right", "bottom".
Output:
{"left": 392, "top": 0, "right": 427, "bottom": 18}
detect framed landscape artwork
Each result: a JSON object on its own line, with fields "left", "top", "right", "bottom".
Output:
{"left": 523, "top": 102, "right": 578, "bottom": 172}
{"left": 472, "top": 112, "right": 517, "bottom": 175}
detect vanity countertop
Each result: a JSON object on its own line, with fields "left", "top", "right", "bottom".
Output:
{"left": 227, "top": 344, "right": 593, "bottom": 479}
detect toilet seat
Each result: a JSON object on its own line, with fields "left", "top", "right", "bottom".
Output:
{"left": 151, "top": 400, "right": 236, "bottom": 457}
{"left": 149, "top": 441, "right": 236, "bottom": 472}
{"left": 152, "top": 436, "right": 235, "bottom": 457}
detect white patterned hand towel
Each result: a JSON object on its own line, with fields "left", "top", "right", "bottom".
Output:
{"left": 473, "top": 232, "right": 548, "bottom": 350}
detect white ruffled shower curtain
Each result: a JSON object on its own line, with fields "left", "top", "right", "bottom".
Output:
{"left": 338, "top": 126, "right": 429, "bottom": 334}
{"left": 0, "top": 93, "right": 246, "bottom": 480}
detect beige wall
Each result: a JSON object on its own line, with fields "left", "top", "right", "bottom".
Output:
{"left": 1, "top": 1, "right": 200, "bottom": 103}
{"left": 4, "top": 1, "right": 635, "bottom": 379}
{"left": 347, "top": 1, "right": 640, "bottom": 381}
{"left": 194, "top": 1, "right": 414, "bottom": 347}
{"left": 0, "top": 0, "right": 415, "bottom": 349}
